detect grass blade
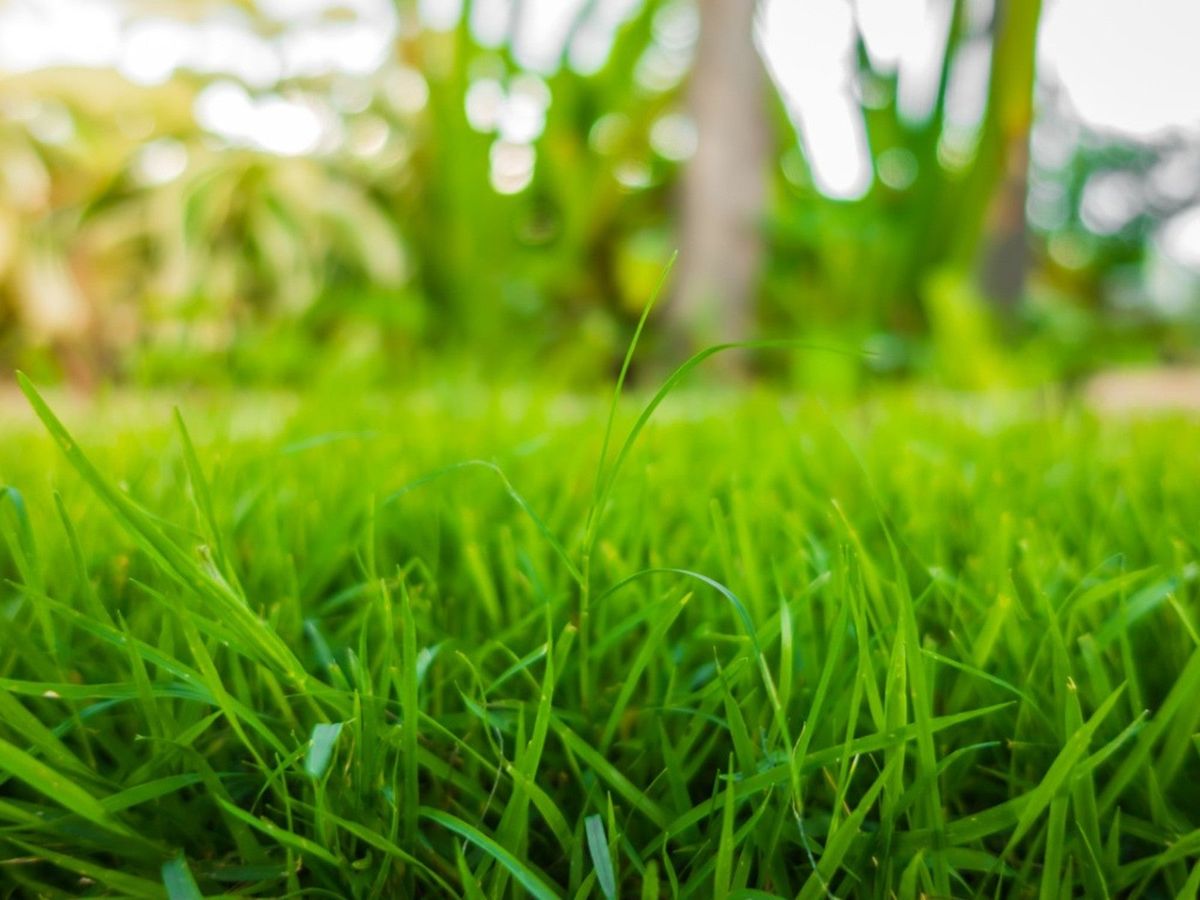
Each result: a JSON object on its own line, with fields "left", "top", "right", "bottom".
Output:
{"left": 421, "top": 806, "right": 560, "bottom": 900}
{"left": 586, "top": 813, "right": 618, "bottom": 900}
{"left": 161, "top": 853, "right": 204, "bottom": 900}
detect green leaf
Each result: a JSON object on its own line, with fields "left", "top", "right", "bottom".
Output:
{"left": 0, "top": 735, "right": 133, "bottom": 839}
{"left": 162, "top": 853, "right": 204, "bottom": 900}
{"left": 421, "top": 806, "right": 559, "bottom": 900}
{"left": 585, "top": 814, "right": 617, "bottom": 900}
{"left": 305, "top": 721, "right": 344, "bottom": 779}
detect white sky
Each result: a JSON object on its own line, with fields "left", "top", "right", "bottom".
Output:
{"left": 2, "top": 0, "right": 1199, "bottom": 265}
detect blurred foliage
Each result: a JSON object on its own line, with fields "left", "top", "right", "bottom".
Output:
{"left": 0, "top": 0, "right": 1197, "bottom": 388}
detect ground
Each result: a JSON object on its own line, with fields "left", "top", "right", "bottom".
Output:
{"left": 1, "top": 382, "right": 1198, "bottom": 897}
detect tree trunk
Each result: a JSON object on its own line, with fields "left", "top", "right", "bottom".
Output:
{"left": 964, "top": 0, "right": 1043, "bottom": 305}
{"left": 670, "top": 0, "right": 769, "bottom": 359}
{"left": 978, "top": 136, "right": 1031, "bottom": 305}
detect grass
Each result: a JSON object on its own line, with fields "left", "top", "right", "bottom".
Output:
{"left": 1, "top": 376, "right": 1198, "bottom": 897}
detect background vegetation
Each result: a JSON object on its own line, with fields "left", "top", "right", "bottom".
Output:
{"left": 1, "top": 0, "right": 1196, "bottom": 390}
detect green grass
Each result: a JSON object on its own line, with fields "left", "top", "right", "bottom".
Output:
{"left": 1, "top": 378, "right": 1198, "bottom": 897}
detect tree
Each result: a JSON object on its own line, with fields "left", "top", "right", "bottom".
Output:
{"left": 670, "top": 0, "right": 770, "bottom": 354}
{"left": 969, "top": 0, "right": 1044, "bottom": 306}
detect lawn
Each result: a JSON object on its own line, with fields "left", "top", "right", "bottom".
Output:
{"left": 1, "top": 376, "right": 1198, "bottom": 897}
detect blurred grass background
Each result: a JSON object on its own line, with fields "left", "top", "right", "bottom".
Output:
{"left": 0, "top": 0, "right": 1198, "bottom": 391}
